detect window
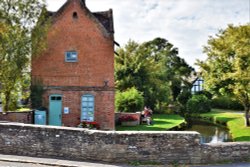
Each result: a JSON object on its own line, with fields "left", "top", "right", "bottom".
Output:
{"left": 73, "top": 12, "right": 78, "bottom": 19}
{"left": 65, "top": 51, "right": 78, "bottom": 62}
{"left": 191, "top": 78, "right": 204, "bottom": 94}
{"left": 81, "top": 95, "right": 95, "bottom": 122}
{"left": 50, "top": 96, "right": 62, "bottom": 101}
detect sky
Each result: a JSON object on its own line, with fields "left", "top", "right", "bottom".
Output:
{"left": 46, "top": 0, "right": 250, "bottom": 69}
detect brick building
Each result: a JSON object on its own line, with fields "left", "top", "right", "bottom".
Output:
{"left": 31, "top": 0, "right": 115, "bottom": 130}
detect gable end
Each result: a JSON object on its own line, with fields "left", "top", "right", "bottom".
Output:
{"left": 46, "top": 0, "right": 114, "bottom": 37}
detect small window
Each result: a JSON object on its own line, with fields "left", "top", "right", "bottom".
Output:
{"left": 51, "top": 96, "right": 62, "bottom": 101}
{"left": 73, "top": 12, "right": 78, "bottom": 19}
{"left": 65, "top": 51, "right": 78, "bottom": 62}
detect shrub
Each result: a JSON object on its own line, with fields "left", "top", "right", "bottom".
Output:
{"left": 187, "top": 94, "right": 211, "bottom": 114}
{"left": 211, "top": 96, "right": 244, "bottom": 110}
{"left": 30, "top": 79, "right": 44, "bottom": 109}
{"left": 115, "top": 87, "right": 144, "bottom": 112}
{"left": 177, "top": 89, "right": 192, "bottom": 106}
{"left": 195, "top": 90, "right": 213, "bottom": 100}
{"left": 176, "top": 89, "right": 192, "bottom": 116}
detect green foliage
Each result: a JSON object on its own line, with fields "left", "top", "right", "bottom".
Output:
{"left": 177, "top": 89, "right": 192, "bottom": 106}
{"left": 195, "top": 90, "right": 213, "bottom": 100}
{"left": 197, "top": 24, "right": 250, "bottom": 126}
{"left": 211, "top": 96, "right": 244, "bottom": 110}
{"left": 115, "top": 38, "right": 194, "bottom": 112}
{"left": 187, "top": 94, "right": 211, "bottom": 114}
{"left": 0, "top": 0, "right": 49, "bottom": 111}
{"left": 176, "top": 88, "right": 192, "bottom": 117}
{"left": 115, "top": 87, "right": 144, "bottom": 113}
{"left": 30, "top": 79, "right": 44, "bottom": 109}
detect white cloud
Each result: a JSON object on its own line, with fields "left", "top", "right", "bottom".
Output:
{"left": 46, "top": 0, "right": 250, "bottom": 69}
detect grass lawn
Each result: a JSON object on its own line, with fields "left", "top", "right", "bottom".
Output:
{"left": 17, "top": 108, "right": 31, "bottom": 112}
{"left": 116, "top": 114, "right": 185, "bottom": 131}
{"left": 200, "top": 109, "right": 250, "bottom": 142}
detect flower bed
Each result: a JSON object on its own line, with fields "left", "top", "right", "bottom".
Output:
{"left": 119, "top": 115, "right": 139, "bottom": 126}
{"left": 78, "top": 121, "right": 100, "bottom": 129}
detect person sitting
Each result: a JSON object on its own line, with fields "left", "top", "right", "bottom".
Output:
{"left": 141, "top": 106, "right": 153, "bottom": 125}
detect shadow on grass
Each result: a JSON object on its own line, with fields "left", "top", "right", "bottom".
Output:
{"left": 153, "top": 114, "right": 184, "bottom": 121}
{"left": 214, "top": 117, "right": 236, "bottom": 123}
{"left": 234, "top": 136, "right": 250, "bottom": 141}
{"left": 153, "top": 120, "right": 172, "bottom": 124}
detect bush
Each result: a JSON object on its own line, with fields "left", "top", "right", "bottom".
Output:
{"left": 177, "top": 89, "right": 192, "bottom": 106}
{"left": 211, "top": 96, "right": 244, "bottom": 110}
{"left": 115, "top": 87, "right": 144, "bottom": 112}
{"left": 187, "top": 94, "right": 211, "bottom": 114}
{"left": 195, "top": 90, "right": 213, "bottom": 100}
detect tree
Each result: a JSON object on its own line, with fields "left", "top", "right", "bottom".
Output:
{"left": 115, "top": 38, "right": 194, "bottom": 112}
{"left": 0, "top": 0, "right": 49, "bottom": 111}
{"left": 197, "top": 24, "right": 250, "bottom": 126}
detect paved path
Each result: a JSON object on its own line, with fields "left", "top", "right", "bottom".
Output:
{"left": 0, "top": 154, "right": 250, "bottom": 167}
{"left": 0, "top": 154, "right": 125, "bottom": 167}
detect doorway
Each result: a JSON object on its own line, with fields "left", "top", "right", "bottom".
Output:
{"left": 49, "top": 95, "right": 62, "bottom": 126}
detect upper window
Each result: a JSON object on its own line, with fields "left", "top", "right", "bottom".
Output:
{"left": 73, "top": 12, "right": 78, "bottom": 19}
{"left": 65, "top": 51, "right": 78, "bottom": 62}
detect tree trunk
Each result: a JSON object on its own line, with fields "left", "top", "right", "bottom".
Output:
{"left": 244, "top": 106, "right": 250, "bottom": 127}
{"left": 3, "top": 91, "right": 10, "bottom": 112}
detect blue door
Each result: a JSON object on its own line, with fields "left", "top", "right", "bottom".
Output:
{"left": 49, "top": 95, "right": 62, "bottom": 126}
{"left": 81, "top": 95, "right": 95, "bottom": 122}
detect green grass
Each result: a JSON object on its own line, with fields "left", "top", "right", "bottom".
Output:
{"left": 200, "top": 109, "right": 250, "bottom": 141}
{"left": 116, "top": 114, "right": 185, "bottom": 131}
{"left": 16, "top": 108, "right": 31, "bottom": 112}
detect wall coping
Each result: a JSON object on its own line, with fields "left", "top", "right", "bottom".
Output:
{"left": 0, "top": 111, "right": 33, "bottom": 114}
{"left": 202, "top": 142, "right": 250, "bottom": 146}
{"left": 0, "top": 122, "right": 200, "bottom": 135}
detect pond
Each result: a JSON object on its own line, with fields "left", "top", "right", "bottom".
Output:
{"left": 185, "top": 120, "right": 233, "bottom": 143}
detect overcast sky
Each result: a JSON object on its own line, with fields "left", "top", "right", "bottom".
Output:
{"left": 46, "top": 0, "right": 250, "bottom": 69}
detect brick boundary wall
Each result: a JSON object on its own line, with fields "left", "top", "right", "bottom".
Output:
{"left": 0, "top": 122, "right": 250, "bottom": 165}
{"left": 0, "top": 111, "right": 33, "bottom": 124}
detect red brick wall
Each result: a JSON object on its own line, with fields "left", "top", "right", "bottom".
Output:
{"left": 32, "top": 0, "right": 114, "bottom": 87}
{"left": 32, "top": 0, "right": 115, "bottom": 130}
{"left": 0, "top": 111, "right": 33, "bottom": 124}
{"left": 43, "top": 90, "right": 114, "bottom": 130}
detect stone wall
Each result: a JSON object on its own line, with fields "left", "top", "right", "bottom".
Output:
{"left": 0, "top": 122, "right": 250, "bottom": 165}
{"left": 201, "top": 143, "right": 250, "bottom": 163}
{"left": 0, "top": 111, "right": 33, "bottom": 124}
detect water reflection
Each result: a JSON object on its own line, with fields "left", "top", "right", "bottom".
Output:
{"left": 185, "top": 120, "right": 232, "bottom": 143}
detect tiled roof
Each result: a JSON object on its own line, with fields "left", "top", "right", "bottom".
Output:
{"left": 93, "top": 10, "right": 114, "bottom": 34}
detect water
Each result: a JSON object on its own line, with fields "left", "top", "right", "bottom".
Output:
{"left": 185, "top": 120, "right": 232, "bottom": 143}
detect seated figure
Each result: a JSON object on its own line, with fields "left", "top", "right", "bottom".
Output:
{"left": 141, "top": 106, "right": 153, "bottom": 125}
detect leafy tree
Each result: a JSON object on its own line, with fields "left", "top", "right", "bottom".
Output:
{"left": 115, "top": 38, "right": 194, "bottom": 112}
{"left": 197, "top": 24, "right": 250, "bottom": 126}
{"left": 0, "top": 0, "right": 49, "bottom": 111}
{"left": 141, "top": 38, "right": 194, "bottom": 103}
{"left": 115, "top": 87, "right": 144, "bottom": 113}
